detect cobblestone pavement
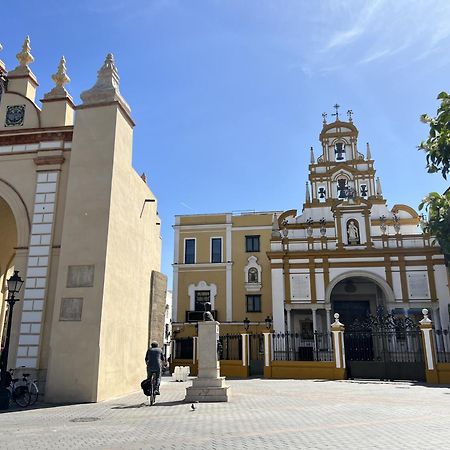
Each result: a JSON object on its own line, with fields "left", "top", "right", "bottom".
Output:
{"left": 1, "top": 377, "right": 450, "bottom": 449}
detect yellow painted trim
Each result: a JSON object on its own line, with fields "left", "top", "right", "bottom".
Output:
{"left": 268, "top": 361, "right": 346, "bottom": 380}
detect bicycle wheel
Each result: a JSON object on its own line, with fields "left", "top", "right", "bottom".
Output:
{"left": 150, "top": 374, "right": 156, "bottom": 406}
{"left": 28, "top": 382, "right": 39, "bottom": 406}
{"left": 13, "top": 385, "right": 30, "bottom": 407}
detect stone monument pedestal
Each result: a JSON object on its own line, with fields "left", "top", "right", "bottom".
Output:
{"left": 185, "top": 321, "right": 230, "bottom": 402}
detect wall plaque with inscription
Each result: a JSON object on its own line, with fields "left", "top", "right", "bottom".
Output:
{"left": 290, "top": 274, "right": 310, "bottom": 301}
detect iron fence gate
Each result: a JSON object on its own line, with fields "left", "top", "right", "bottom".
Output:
{"left": 272, "top": 332, "right": 333, "bottom": 361}
{"left": 218, "top": 334, "right": 242, "bottom": 360}
{"left": 344, "top": 310, "right": 425, "bottom": 381}
{"left": 248, "top": 334, "right": 264, "bottom": 376}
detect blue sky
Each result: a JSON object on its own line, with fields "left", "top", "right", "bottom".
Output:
{"left": 3, "top": 0, "right": 450, "bottom": 287}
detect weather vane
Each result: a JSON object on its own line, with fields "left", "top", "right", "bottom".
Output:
{"left": 322, "top": 112, "right": 327, "bottom": 124}
{"left": 332, "top": 103, "right": 340, "bottom": 121}
{"left": 347, "top": 109, "right": 353, "bottom": 122}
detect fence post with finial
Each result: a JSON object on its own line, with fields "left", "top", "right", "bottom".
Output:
{"left": 331, "top": 313, "right": 346, "bottom": 379}
{"left": 419, "top": 309, "right": 439, "bottom": 384}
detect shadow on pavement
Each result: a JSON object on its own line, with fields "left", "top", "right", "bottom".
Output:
{"left": 111, "top": 399, "right": 185, "bottom": 409}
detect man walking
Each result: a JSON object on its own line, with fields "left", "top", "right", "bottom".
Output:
{"left": 145, "top": 341, "right": 165, "bottom": 395}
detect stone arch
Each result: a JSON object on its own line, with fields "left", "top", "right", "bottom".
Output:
{"left": 0, "top": 178, "right": 31, "bottom": 248}
{"left": 325, "top": 270, "right": 395, "bottom": 304}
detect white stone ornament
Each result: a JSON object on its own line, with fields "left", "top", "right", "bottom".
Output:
{"left": 8, "top": 36, "right": 35, "bottom": 77}
{"left": 44, "top": 56, "right": 72, "bottom": 100}
{"left": 420, "top": 308, "right": 432, "bottom": 325}
{"left": 80, "top": 53, "right": 131, "bottom": 114}
{"left": 16, "top": 36, "right": 34, "bottom": 67}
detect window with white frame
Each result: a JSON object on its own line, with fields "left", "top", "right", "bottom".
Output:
{"left": 184, "top": 238, "right": 195, "bottom": 264}
{"left": 211, "top": 237, "right": 222, "bottom": 263}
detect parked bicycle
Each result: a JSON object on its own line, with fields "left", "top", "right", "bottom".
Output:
{"left": 8, "top": 368, "right": 39, "bottom": 407}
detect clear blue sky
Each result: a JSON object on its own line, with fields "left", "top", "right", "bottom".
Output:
{"left": 3, "top": 1, "right": 449, "bottom": 288}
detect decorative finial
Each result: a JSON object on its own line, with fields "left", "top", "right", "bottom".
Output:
{"left": 420, "top": 308, "right": 432, "bottom": 325}
{"left": 376, "top": 177, "right": 382, "bottom": 196}
{"left": 347, "top": 109, "right": 353, "bottom": 122}
{"left": 322, "top": 112, "right": 327, "bottom": 124}
{"left": 281, "top": 219, "right": 289, "bottom": 239}
{"left": 332, "top": 103, "right": 340, "bottom": 121}
{"left": 53, "top": 56, "right": 70, "bottom": 88}
{"left": 0, "top": 42, "right": 5, "bottom": 73}
{"left": 310, "top": 146, "right": 315, "bottom": 164}
{"left": 16, "top": 36, "right": 34, "bottom": 68}
{"left": 366, "top": 142, "right": 372, "bottom": 160}
{"left": 271, "top": 213, "right": 281, "bottom": 238}
{"left": 332, "top": 312, "right": 344, "bottom": 327}
{"left": 80, "top": 53, "right": 131, "bottom": 114}
{"left": 44, "top": 56, "right": 71, "bottom": 100}
{"left": 305, "top": 182, "right": 311, "bottom": 203}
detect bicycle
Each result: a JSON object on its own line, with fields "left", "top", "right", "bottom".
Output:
{"left": 148, "top": 372, "right": 157, "bottom": 406}
{"left": 8, "top": 369, "right": 39, "bottom": 407}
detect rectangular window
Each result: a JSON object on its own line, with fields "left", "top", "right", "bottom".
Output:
{"left": 184, "top": 239, "right": 195, "bottom": 264}
{"left": 195, "top": 290, "right": 211, "bottom": 311}
{"left": 246, "top": 295, "right": 261, "bottom": 312}
{"left": 211, "top": 238, "right": 222, "bottom": 263}
{"left": 245, "top": 235, "right": 260, "bottom": 252}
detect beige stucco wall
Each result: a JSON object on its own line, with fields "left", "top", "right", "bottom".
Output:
{"left": 45, "top": 103, "right": 161, "bottom": 403}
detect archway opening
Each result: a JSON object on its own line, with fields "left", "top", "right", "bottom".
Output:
{"left": 0, "top": 196, "right": 18, "bottom": 348}
{"left": 330, "top": 276, "right": 386, "bottom": 326}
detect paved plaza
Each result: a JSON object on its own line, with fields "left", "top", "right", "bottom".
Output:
{"left": 1, "top": 377, "right": 450, "bottom": 449}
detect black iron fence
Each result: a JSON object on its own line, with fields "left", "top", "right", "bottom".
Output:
{"left": 174, "top": 337, "right": 193, "bottom": 359}
{"left": 433, "top": 329, "right": 450, "bottom": 363}
{"left": 272, "top": 332, "right": 333, "bottom": 361}
{"left": 345, "top": 330, "right": 423, "bottom": 363}
{"left": 218, "top": 334, "right": 242, "bottom": 360}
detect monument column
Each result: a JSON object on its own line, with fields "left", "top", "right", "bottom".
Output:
{"left": 185, "top": 321, "right": 230, "bottom": 402}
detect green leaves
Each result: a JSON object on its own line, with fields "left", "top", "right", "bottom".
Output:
{"left": 419, "top": 93, "right": 450, "bottom": 263}
{"left": 418, "top": 91, "right": 450, "bottom": 180}
{"left": 419, "top": 191, "right": 450, "bottom": 255}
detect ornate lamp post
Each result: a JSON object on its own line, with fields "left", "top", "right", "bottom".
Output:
{"left": 1, "top": 271, "right": 24, "bottom": 385}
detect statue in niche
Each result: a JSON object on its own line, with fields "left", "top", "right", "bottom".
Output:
{"left": 248, "top": 267, "right": 258, "bottom": 283}
{"left": 347, "top": 220, "right": 360, "bottom": 245}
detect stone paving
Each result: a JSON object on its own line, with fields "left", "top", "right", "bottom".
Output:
{"left": 1, "top": 377, "right": 450, "bottom": 449}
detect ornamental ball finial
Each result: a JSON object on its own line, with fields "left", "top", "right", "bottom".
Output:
{"left": 334, "top": 313, "right": 340, "bottom": 320}
{"left": 422, "top": 308, "right": 429, "bottom": 317}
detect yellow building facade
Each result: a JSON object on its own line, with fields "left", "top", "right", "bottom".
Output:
{"left": 0, "top": 38, "right": 162, "bottom": 402}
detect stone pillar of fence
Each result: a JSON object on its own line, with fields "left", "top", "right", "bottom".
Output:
{"left": 193, "top": 336, "right": 198, "bottom": 363}
{"left": 331, "top": 313, "right": 346, "bottom": 376}
{"left": 419, "top": 308, "right": 439, "bottom": 384}
{"left": 262, "top": 332, "right": 272, "bottom": 378}
{"left": 241, "top": 333, "right": 249, "bottom": 369}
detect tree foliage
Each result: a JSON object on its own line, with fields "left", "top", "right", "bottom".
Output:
{"left": 419, "top": 91, "right": 450, "bottom": 179}
{"left": 418, "top": 92, "right": 450, "bottom": 262}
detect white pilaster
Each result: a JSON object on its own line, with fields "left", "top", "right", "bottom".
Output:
{"left": 16, "top": 171, "right": 59, "bottom": 369}
{"left": 312, "top": 308, "right": 317, "bottom": 332}
{"left": 226, "top": 215, "right": 232, "bottom": 321}
{"left": 271, "top": 268, "right": 285, "bottom": 332}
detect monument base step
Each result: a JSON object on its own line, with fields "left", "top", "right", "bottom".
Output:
{"left": 185, "top": 385, "right": 230, "bottom": 403}
{"left": 191, "top": 377, "right": 226, "bottom": 388}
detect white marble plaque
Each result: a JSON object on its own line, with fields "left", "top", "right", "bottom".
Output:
{"left": 407, "top": 273, "right": 430, "bottom": 299}
{"left": 290, "top": 274, "right": 310, "bottom": 301}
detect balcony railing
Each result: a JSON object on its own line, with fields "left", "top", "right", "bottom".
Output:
{"left": 185, "top": 310, "right": 217, "bottom": 323}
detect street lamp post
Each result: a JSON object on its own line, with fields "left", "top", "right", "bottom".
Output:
{"left": 0, "top": 271, "right": 24, "bottom": 386}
